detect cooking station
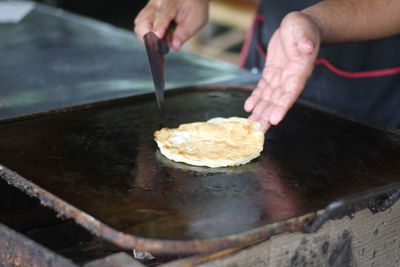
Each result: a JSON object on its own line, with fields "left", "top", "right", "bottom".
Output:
{"left": 1, "top": 2, "right": 400, "bottom": 267}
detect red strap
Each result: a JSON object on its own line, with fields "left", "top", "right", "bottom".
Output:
{"left": 239, "top": 15, "right": 258, "bottom": 67}
{"left": 315, "top": 58, "right": 400, "bottom": 78}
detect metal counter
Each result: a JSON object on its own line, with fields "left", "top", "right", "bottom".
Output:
{"left": 0, "top": 1, "right": 255, "bottom": 120}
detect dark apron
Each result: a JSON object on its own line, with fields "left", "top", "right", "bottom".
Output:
{"left": 241, "top": 0, "right": 400, "bottom": 128}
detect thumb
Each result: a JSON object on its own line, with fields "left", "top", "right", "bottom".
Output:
{"left": 292, "top": 23, "right": 318, "bottom": 56}
{"left": 297, "top": 37, "right": 315, "bottom": 55}
{"left": 282, "top": 12, "right": 320, "bottom": 56}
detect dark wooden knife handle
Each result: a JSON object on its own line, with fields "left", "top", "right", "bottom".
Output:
{"left": 158, "top": 21, "right": 176, "bottom": 55}
{"left": 164, "top": 21, "right": 176, "bottom": 44}
{"left": 158, "top": 40, "right": 169, "bottom": 55}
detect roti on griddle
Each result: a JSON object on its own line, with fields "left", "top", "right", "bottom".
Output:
{"left": 154, "top": 117, "right": 265, "bottom": 168}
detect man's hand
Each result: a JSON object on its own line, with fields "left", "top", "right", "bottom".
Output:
{"left": 134, "top": 0, "right": 209, "bottom": 50}
{"left": 244, "top": 12, "right": 321, "bottom": 132}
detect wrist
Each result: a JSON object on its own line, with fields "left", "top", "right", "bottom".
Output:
{"left": 300, "top": 9, "right": 326, "bottom": 44}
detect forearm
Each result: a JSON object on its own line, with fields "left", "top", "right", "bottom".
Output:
{"left": 302, "top": 0, "right": 400, "bottom": 44}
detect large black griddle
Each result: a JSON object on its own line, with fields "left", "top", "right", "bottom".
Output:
{"left": 0, "top": 85, "right": 399, "bottom": 254}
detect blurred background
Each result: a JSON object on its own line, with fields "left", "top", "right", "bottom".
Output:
{"left": 35, "top": 0, "right": 258, "bottom": 65}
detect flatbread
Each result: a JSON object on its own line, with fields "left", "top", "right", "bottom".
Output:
{"left": 154, "top": 117, "right": 264, "bottom": 168}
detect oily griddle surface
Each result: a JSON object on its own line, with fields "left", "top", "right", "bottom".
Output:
{"left": 0, "top": 87, "right": 399, "bottom": 241}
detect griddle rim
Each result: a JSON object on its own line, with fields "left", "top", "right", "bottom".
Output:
{"left": 1, "top": 84, "right": 400, "bottom": 254}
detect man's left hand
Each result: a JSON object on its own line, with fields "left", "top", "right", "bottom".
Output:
{"left": 244, "top": 12, "right": 321, "bottom": 132}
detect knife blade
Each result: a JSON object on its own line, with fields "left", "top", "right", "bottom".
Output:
{"left": 144, "top": 31, "right": 170, "bottom": 109}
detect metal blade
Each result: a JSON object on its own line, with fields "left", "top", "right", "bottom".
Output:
{"left": 144, "top": 32, "right": 165, "bottom": 109}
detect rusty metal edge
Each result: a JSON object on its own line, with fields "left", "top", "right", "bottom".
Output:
{"left": 0, "top": 222, "right": 77, "bottom": 267}
{"left": 304, "top": 182, "right": 400, "bottom": 233}
{"left": 0, "top": 165, "right": 319, "bottom": 254}
{"left": 83, "top": 252, "right": 145, "bottom": 267}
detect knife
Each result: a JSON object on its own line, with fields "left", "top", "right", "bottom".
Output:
{"left": 144, "top": 31, "right": 171, "bottom": 109}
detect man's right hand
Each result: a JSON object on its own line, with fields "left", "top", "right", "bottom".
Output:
{"left": 134, "top": 0, "right": 209, "bottom": 51}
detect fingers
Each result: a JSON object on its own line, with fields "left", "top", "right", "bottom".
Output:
{"left": 134, "top": 6, "right": 156, "bottom": 42}
{"left": 134, "top": 0, "right": 178, "bottom": 43}
{"left": 245, "top": 81, "right": 274, "bottom": 132}
{"left": 244, "top": 79, "right": 265, "bottom": 112}
{"left": 152, "top": 3, "right": 177, "bottom": 39}
{"left": 172, "top": 1, "right": 209, "bottom": 50}
{"left": 269, "top": 91, "right": 295, "bottom": 125}
{"left": 248, "top": 99, "right": 272, "bottom": 132}
{"left": 246, "top": 72, "right": 308, "bottom": 132}
{"left": 268, "top": 72, "right": 307, "bottom": 124}
{"left": 170, "top": 21, "right": 192, "bottom": 50}
{"left": 244, "top": 67, "right": 278, "bottom": 112}
{"left": 134, "top": 0, "right": 209, "bottom": 50}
